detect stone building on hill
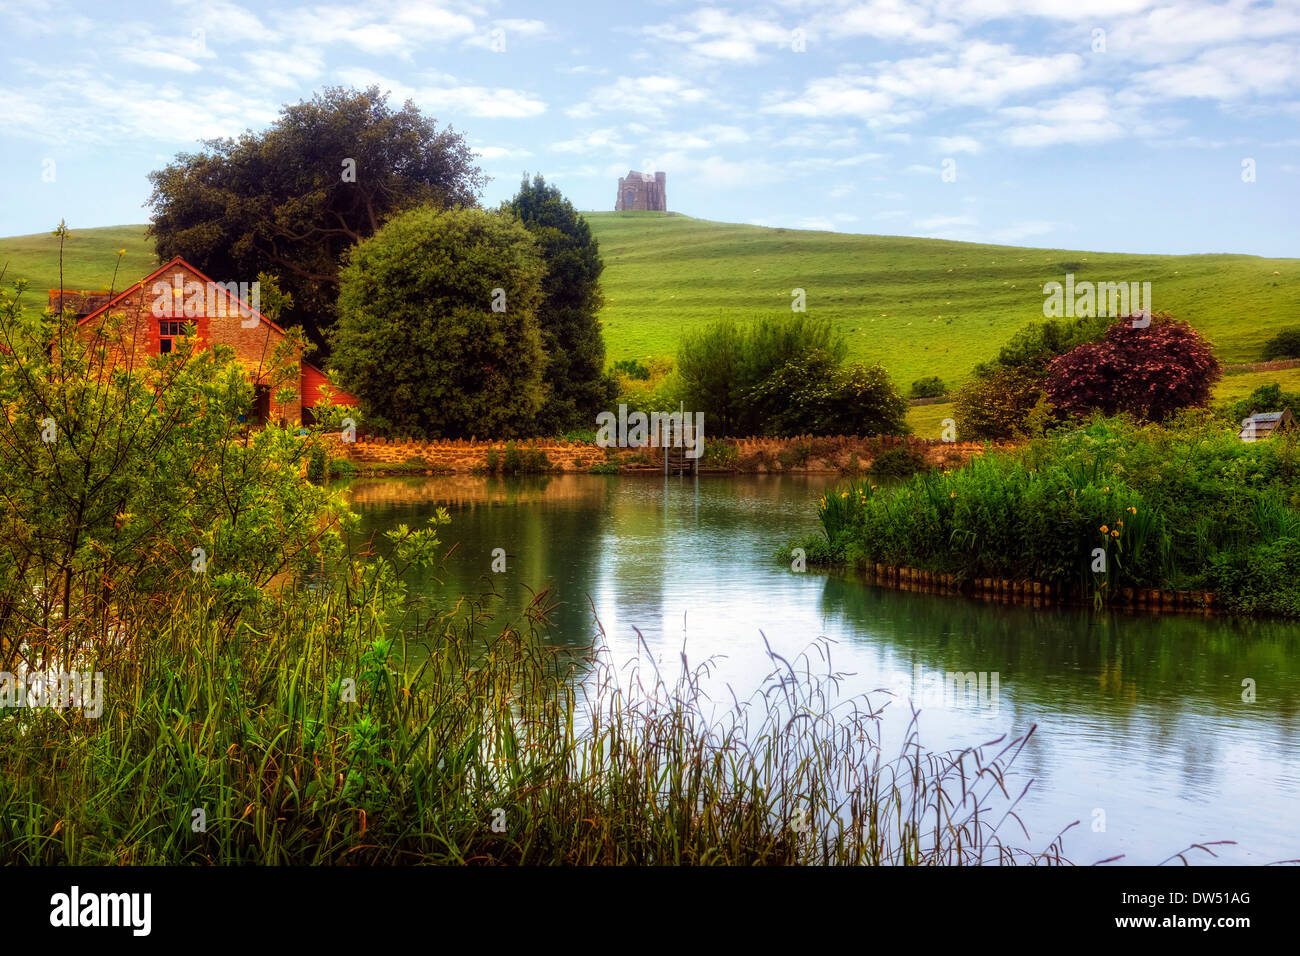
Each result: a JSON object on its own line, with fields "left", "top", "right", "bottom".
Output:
{"left": 615, "top": 170, "right": 666, "bottom": 211}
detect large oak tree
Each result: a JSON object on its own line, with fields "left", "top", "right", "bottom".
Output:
{"left": 146, "top": 86, "right": 485, "bottom": 352}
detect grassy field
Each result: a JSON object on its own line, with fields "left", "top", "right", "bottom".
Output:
{"left": 584, "top": 211, "right": 1298, "bottom": 389}
{"left": 0, "top": 224, "right": 160, "bottom": 300}
{"left": 2, "top": 214, "right": 1296, "bottom": 390}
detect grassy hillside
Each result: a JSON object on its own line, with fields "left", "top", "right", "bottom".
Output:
{"left": 0, "top": 225, "right": 159, "bottom": 301}
{"left": 584, "top": 211, "right": 1298, "bottom": 390}
{"left": 2, "top": 215, "right": 1296, "bottom": 393}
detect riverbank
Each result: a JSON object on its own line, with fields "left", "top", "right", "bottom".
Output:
{"left": 853, "top": 561, "right": 1219, "bottom": 613}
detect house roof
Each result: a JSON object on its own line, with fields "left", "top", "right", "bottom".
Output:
{"left": 1239, "top": 407, "right": 1295, "bottom": 439}
{"left": 75, "top": 256, "right": 292, "bottom": 337}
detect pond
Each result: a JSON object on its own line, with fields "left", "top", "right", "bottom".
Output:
{"left": 345, "top": 473, "right": 1300, "bottom": 865}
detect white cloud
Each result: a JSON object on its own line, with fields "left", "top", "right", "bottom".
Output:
{"left": 567, "top": 75, "right": 708, "bottom": 119}
{"left": 644, "top": 8, "right": 791, "bottom": 63}
{"left": 933, "top": 134, "right": 980, "bottom": 153}
{"left": 764, "top": 44, "right": 1083, "bottom": 125}
{"left": 120, "top": 50, "right": 204, "bottom": 73}
{"left": 552, "top": 128, "right": 632, "bottom": 154}
{"left": 1000, "top": 88, "right": 1126, "bottom": 146}
{"left": 419, "top": 85, "right": 547, "bottom": 119}
{"left": 827, "top": 0, "right": 961, "bottom": 44}
{"left": 1132, "top": 43, "right": 1300, "bottom": 100}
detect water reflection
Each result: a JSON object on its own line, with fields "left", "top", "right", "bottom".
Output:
{"left": 346, "top": 473, "right": 1300, "bottom": 865}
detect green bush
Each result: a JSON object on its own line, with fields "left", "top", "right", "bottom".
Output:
{"left": 748, "top": 351, "right": 908, "bottom": 437}
{"left": 1261, "top": 328, "right": 1300, "bottom": 361}
{"left": 332, "top": 205, "right": 547, "bottom": 438}
{"left": 952, "top": 367, "right": 1046, "bottom": 441}
{"left": 491, "top": 441, "right": 550, "bottom": 476}
{"left": 1211, "top": 538, "right": 1300, "bottom": 615}
{"left": 778, "top": 443, "right": 814, "bottom": 469}
{"left": 611, "top": 358, "right": 650, "bottom": 380}
{"left": 307, "top": 442, "right": 328, "bottom": 483}
{"left": 869, "top": 446, "right": 929, "bottom": 479}
{"left": 701, "top": 440, "right": 739, "bottom": 469}
{"left": 328, "top": 458, "right": 358, "bottom": 479}
{"left": 677, "top": 315, "right": 846, "bottom": 435}
{"left": 910, "top": 376, "right": 947, "bottom": 399}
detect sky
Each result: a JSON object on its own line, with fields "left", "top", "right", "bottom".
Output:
{"left": 1, "top": 0, "right": 1297, "bottom": 256}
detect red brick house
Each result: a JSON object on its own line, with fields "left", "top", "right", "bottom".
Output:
{"left": 51, "top": 256, "right": 356, "bottom": 426}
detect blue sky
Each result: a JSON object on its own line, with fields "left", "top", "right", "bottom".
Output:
{"left": 1, "top": 0, "right": 1297, "bottom": 255}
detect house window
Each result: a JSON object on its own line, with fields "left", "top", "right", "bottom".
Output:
{"left": 158, "top": 319, "right": 185, "bottom": 354}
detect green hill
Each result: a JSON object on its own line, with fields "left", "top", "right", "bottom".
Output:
{"left": 0, "top": 225, "right": 160, "bottom": 302}
{"left": 2, "top": 215, "right": 1296, "bottom": 392}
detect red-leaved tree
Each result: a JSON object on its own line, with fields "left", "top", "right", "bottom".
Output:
{"left": 1044, "top": 315, "right": 1221, "bottom": 422}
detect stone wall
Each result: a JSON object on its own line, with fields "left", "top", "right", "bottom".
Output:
{"left": 721, "top": 434, "right": 1010, "bottom": 472}
{"left": 1222, "top": 358, "right": 1300, "bottom": 374}
{"left": 328, "top": 433, "right": 1012, "bottom": 475}
{"left": 327, "top": 436, "right": 609, "bottom": 472}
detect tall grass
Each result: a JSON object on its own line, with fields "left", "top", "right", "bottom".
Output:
{"left": 0, "top": 550, "right": 1069, "bottom": 865}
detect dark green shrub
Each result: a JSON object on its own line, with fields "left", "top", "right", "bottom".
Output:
{"left": 524, "top": 447, "right": 551, "bottom": 473}
{"left": 778, "top": 443, "right": 814, "bottom": 469}
{"left": 869, "top": 446, "right": 928, "bottom": 479}
{"left": 1262, "top": 328, "right": 1300, "bottom": 361}
{"left": 307, "top": 442, "right": 327, "bottom": 483}
{"left": 748, "top": 351, "right": 907, "bottom": 437}
{"left": 1210, "top": 538, "right": 1300, "bottom": 616}
{"left": 502, "top": 441, "right": 523, "bottom": 475}
{"left": 702, "top": 440, "right": 739, "bottom": 469}
{"left": 677, "top": 315, "right": 846, "bottom": 435}
{"left": 910, "top": 376, "right": 946, "bottom": 399}
{"left": 611, "top": 359, "right": 651, "bottom": 380}
{"left": 493, "top": 441, "right": 550, "bottom": 475}
{"left": 952, "top": 367, "right": 1045, "bottom": 441}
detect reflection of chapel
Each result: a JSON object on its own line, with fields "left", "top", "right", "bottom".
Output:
{"left": 615, "top": 170, "right": 667, "bottom": 211}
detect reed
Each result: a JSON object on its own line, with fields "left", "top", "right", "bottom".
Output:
{"left": 0, "top": 562, "right": 1069, "bottom": 866}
